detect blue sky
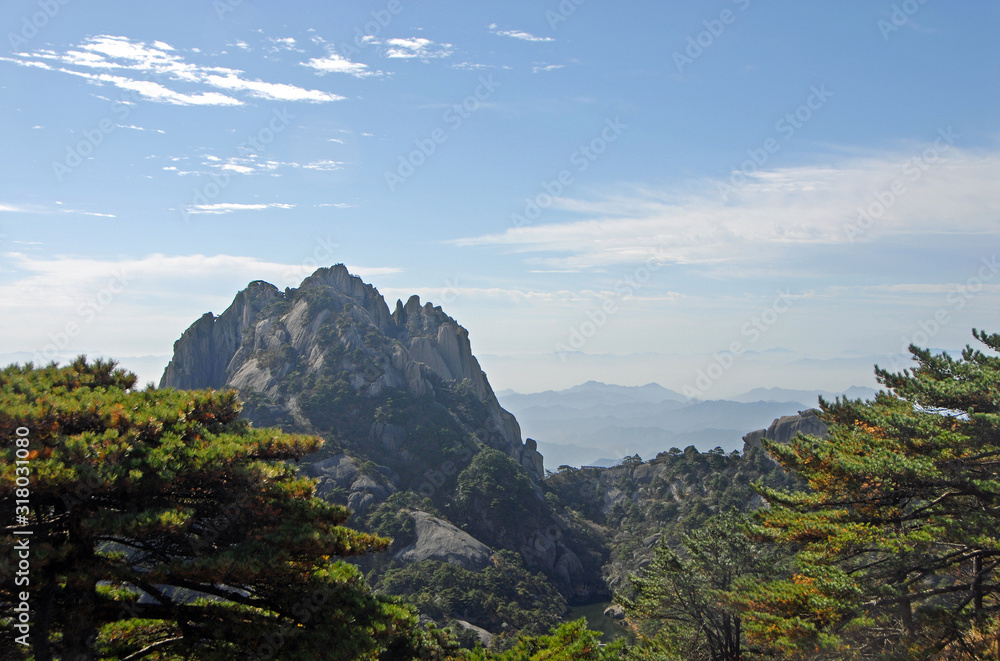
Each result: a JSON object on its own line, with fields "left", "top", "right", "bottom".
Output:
{"left": 1, "top": 0, "right": 998, "bottom": 396}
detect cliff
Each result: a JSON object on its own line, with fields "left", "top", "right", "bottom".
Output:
{"left": 160, "top": 264, "right": 542, "bottom": 479}
{"left": 741, "top": 408, "right": 828, "bottom": 454}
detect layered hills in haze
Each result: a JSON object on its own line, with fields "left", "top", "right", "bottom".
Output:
{"left": 157, "top": 264, "right": 832, "bottom": 640}
{"left": 497, "top": 381, "right": 876, "bottom": 468}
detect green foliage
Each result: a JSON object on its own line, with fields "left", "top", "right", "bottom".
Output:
{"left": 299, "top": 371, "right": 367, "bottom": 434}
{"left": 0, "top": 357, "right": 437, "bottom": 660}
{"left": 367, "top": 492, "right": 421, "bottom": 552}
{"left": 377, "top": 551, "right": 567, "bottom": 642}
{"left": 620, "top": 511, "right": 789, "bottom": 661}
{"left": 740, "top": 330, "right": 1000, "bottom": 659}
{"left": 463, "top": 618, "right": 627, "bottom": 660}
{"left": 456, "top": 448, "right": 549, "bottom": 546}
{"left": 544, "top": 444, "right": 798, "bottom": 591}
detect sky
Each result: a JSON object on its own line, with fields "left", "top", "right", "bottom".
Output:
{"left": 1, "top": 0, "right": 998, "bottom": 397}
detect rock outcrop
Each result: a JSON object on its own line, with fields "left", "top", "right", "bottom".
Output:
{"left": 394, "top": 511, "right": 492, "bottom": 571}
{"left": 158, "top": 265, "right": 605, "bottom": 606}
{"left": 160, "top": 264, "right": 543, "bottom": 479}
{"left": 742, "top": 408, "right": 828, "bottom": 453}
{"left": 301, "top": 453, "right": 396, "bottom": 518}
{"left": 453, "top": 620, "right": 494, "bottom": 647}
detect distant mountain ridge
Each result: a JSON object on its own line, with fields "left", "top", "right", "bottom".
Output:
{"left": 496, "top": 381, "right": 878, "bottom": 468}
{"left": 728, "top": 385, "right": 880, "bottom": 406}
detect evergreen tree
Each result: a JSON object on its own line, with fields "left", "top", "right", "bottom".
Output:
{"left": 621, "top": 511, "right": 785, "bottom": 660}
{"left": 464, "top": 618, "right": 627, "bottom": 661}
{"left": 740, "top": 330, "right": 1000, "bottom": 659}
{"left": 0, "top": 357, "right": 440, "bottom": 660}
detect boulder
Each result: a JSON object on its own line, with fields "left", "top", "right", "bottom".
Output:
{"left": 604, "top": 604, "right": 625, "bottom": 620}
{"left": 454, "top": 620, "right": 494, "bottom": 647}
{"left": 394, "top": 511, "right": 492, "bottom": 571}
{"left": 743, "top": 408, "right": 828, "bottom": 454}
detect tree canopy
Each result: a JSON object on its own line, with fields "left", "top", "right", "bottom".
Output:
{"left": 0, "top": 357, "right": 437, "bottom": 660}
{"left": 741, "top": 330, "right": 1000, "bottom": 659}
{"left": 621, "top": 510, "right": 788, "bottom": 661}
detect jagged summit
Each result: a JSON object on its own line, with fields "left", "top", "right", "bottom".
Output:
{"left": 160, "top": 264, "right": 543, "bottom": 479}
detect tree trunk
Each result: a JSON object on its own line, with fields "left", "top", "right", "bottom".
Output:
{"left": 734, "top": 615, "right": 742, "bottom": 660}
{"left": 60, "top": 522, "right": 98, "bottom": 661}
{"left": 973, "top": 553, "right": 984, "bottom": 625}
{"left": 32, "top": 582, "right": 54, "bottom": 661}
{"left": 899, "top": 588, "right": 914, "bottom": 641}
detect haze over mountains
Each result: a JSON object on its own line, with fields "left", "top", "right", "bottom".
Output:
{"left": 497, "top": 381, "right": 878, "bottom": 468}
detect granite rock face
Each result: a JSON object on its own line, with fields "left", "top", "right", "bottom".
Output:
{"left": 160, "top": 264, "right": 543, "bottom": 478}
{"left": 394, "top": 511, "right": 492, "bottom": 571}
{"left": 741, "top": 408, "right": 828, "bottom": 453}
{"left": 155, "top": 265, "right": 606, "bottom": 600}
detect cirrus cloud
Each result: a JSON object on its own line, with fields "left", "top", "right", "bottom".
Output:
{"left": 1, "top": 35, "right": 345, "bottom": 105}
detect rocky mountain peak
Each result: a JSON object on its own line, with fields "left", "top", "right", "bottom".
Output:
{"left": 160, "top": 264, "right": 542, "bottom": 479}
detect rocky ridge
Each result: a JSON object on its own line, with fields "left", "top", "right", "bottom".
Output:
{"left": 158, "top": 265, "right": 604, "bottom": 612}
{"left": 741, "top": 408, "right": 828, "bottom": 454}
{"left": 160, "top": 264, "right": 542, "bottom": 478}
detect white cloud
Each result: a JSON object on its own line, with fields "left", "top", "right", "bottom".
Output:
{"left": 488, "top": 24, "right": 555, "bottom": 42}
{"left": 454, "top": 147, "right": 1000, "bottom": 270}
{"left": 302, "top": 160, "right": 344, "bottom": 171}
{"left": 382, "top": 37, "right": 453, "bottom": 60}
{"left": 174, "top": 153, "right": 347, "bottom": 177}
{"left": 203, "top": 73, "right": 344, "bottom": 102}
{"left": 119, "top": 124, "right": 165, "bottom": 133}
{"left": 220, "top": 163, "right": 256, "bottom": 174}
{"left": 3, "top": 35, "right": 345, "bottom": 106}
{"left": 378, "top": 286, "right": 683, "bottom": 306}
{"left": 266, "top": 37, "right": 303, "bottom": 53}
{"left": 184, "top": 203, "right": 295, "bottom": 215}
{"left": 0, "top": 202, "right": 115, "bottom": 218}
{"left": 302, "top": 52, "right": 378, "bottom": 78}
{"left": 0, "top": 253, "right": 401, "bottom": 311}
{"left": 532, "top": 64, "right": 565, "bottom": 73}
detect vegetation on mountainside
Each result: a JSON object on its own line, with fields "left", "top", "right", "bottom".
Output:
{"left": 619, "top": 330, "right": 1000, "bottom": 660}
{"left": 465, "top": 619, "right": 628, "bottom": 660}
{"left": 737, "top": 330, "right": 1000, "bottom": 659}
{"left": 0, "top": 358, "right": 445, "bottom": 661}
{"left": 620, "top": 510, "right": 791, "bottom": 661}
{"left": 377, "top": 551, "right": 568, "bottom": 640}
{"left": 8, "top": 328, "right": 999, "bottom": 660}
{"left": 544, "top": 442, "right": 800, "bottom": 591}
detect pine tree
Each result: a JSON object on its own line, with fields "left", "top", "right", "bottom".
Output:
{"left": 740, "top": 330, "right": 1000, "bottom": 659}
{"left": 621, "top": 511, "right": 786, "bottom": 660}
{"left": 0, "top": 357, "right": 438, "bottom": 660}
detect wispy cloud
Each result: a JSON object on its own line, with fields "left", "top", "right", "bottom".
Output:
{"left": 0, "top": 202, "right": 115, "bottom": 218}
{"left": 532, "top": 64, "right": 565, "bottom": 73}
{"left": 453, "top": 147, "right": 1000, "bottom": 270}
{"left": 266, "top": 37, "right": 304, "bottom": 53}
{"left": 184, "top": 202, "right": 295, "bottom": 215}
{"left": 0, "top": 253, "right": 401, "bottom": 308}
{"left": 301, "top": 160, "right": 344, "bottom": 171}
{"left": 379, "top": 286, "right": 683, "bottom": 306}
{"left": 1, "top": 35, "right": 344, "bottom": 105}
{"left": 119, "top": 124, "right": 165, "bottom": 133}
{"left": 488, "top": 24, "right": 555, "bottom": 42}
{"left": 164, "top": 152, "right": 346, "bottom": 178}
{"left": 380, "top": 37, "right": 454, "bottom": 60}
{"left": 302, "top": 52, "right": 380, "bottom": 78}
